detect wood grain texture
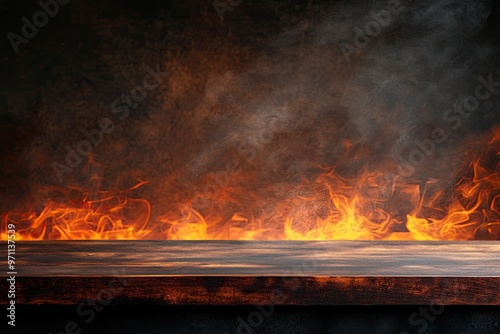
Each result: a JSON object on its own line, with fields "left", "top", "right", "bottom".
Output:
{"left": 1, "top": 241, "right": 499, "bottom": 305}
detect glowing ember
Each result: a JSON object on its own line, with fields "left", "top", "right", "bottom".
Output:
{"left": 1, "top": 128, "right": 499, "bottom": 241}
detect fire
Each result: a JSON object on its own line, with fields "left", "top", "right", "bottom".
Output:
{"left": 2, "top": 128, "right": 500, "bottom": 241}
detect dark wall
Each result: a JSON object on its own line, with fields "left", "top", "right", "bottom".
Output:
{"left": 0, "top": 0, "right": 317, "bottom": 212}
{"left": 0, "top": 0, "right": 499, "bottom": 236}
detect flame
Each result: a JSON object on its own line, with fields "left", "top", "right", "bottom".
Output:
{"left": 2, "top": 129, "right": 500, "bottom": 241}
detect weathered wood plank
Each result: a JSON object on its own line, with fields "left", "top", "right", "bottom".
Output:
{"left": 8, "top": 276, "right": 500, "bottom": 305}
{"left": 1, "top": 241, "right": 499, "bottom": 305}
{"left": 8, "top": 241, "right": 500, "bottom": 276}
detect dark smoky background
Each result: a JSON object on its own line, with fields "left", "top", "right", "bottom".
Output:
{"left": 0, "top": 0, "right": 499, "bottom": 226}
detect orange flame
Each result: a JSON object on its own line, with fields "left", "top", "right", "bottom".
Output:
{"left": 2, "top": 129, "right": 500, "bottom": 241}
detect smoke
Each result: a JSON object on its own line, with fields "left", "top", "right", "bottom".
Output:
{"left": 185, "top": 0, "right": 499, "bottom": 221}
{"left": 2, "top": 0, "right": 498, "bottom": 229}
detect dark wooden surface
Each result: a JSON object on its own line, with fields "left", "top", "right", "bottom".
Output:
{"left": 1, "top": 241, "right": 499, "bottom": 305}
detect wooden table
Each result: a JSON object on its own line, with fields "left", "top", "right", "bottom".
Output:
{"left": 1, "top": 241, "right": 499, "bottom": 305}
